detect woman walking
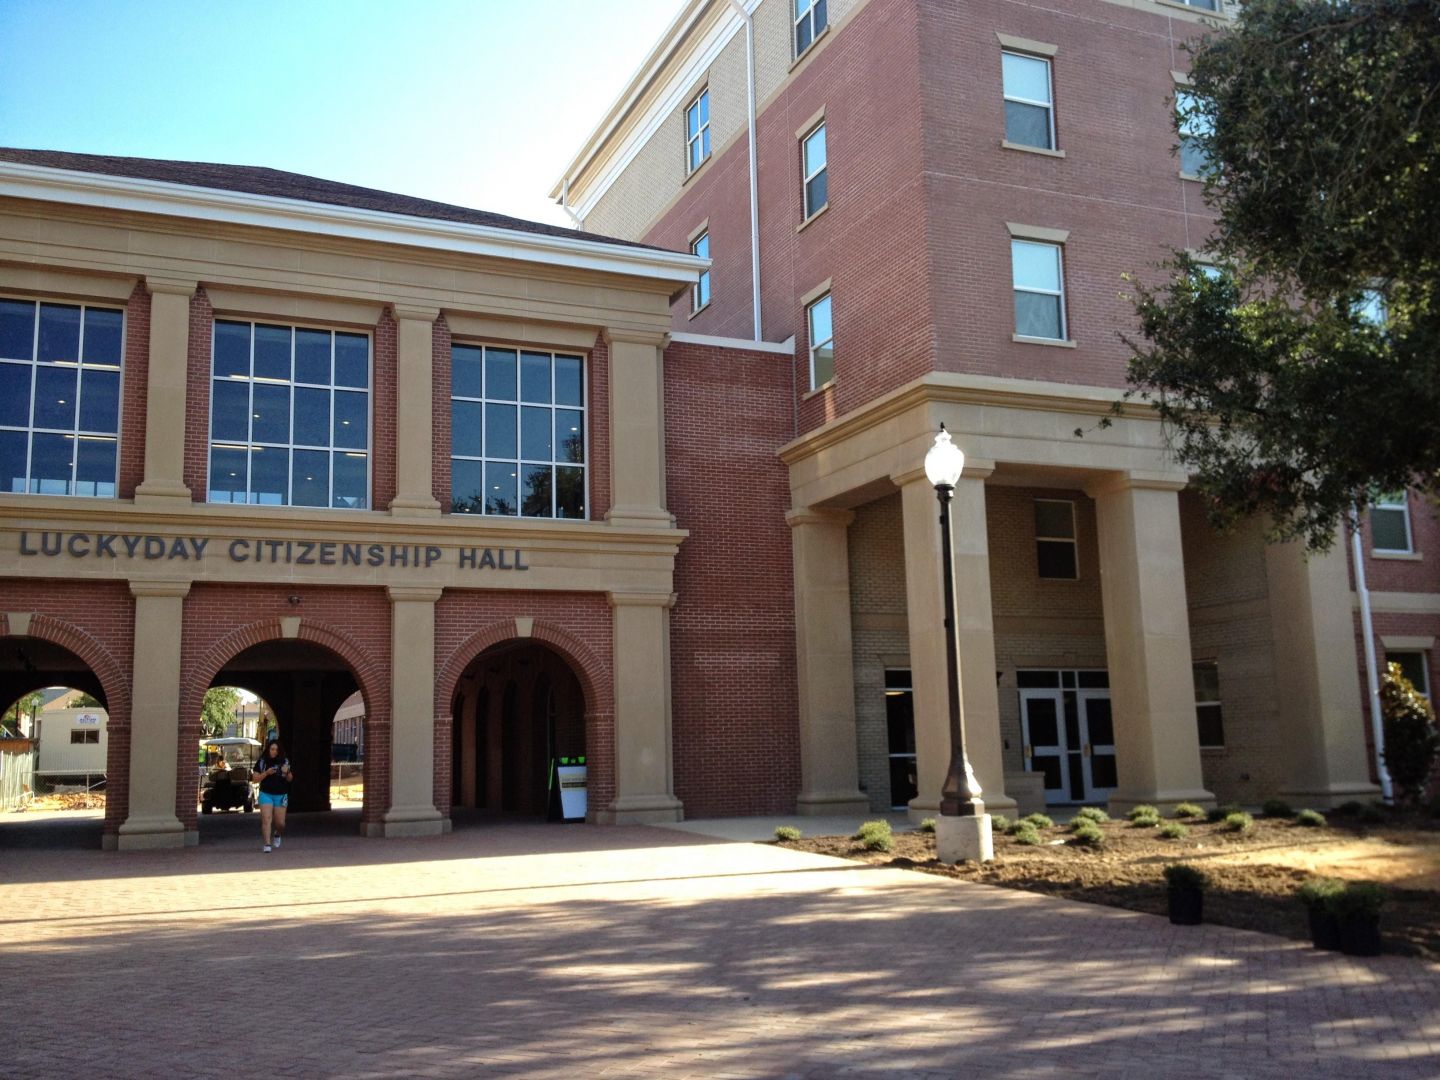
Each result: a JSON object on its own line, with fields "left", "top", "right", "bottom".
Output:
{"left": 252, "top": 739, "right": 293, "bottom": 853}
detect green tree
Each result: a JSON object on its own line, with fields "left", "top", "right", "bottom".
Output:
{"left": 1381, "top": 661, "right": 1438, "bottom": 806}
{"left": 2, "top": 690, "right": 44, "bottom": 736}
{"left": 201, "top": 686, "right": 241, "bottom": 737}
{"left": 1120, "top": 0, "right": 1439, "bottom": 549}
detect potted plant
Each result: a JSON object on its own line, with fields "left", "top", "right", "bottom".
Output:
{"left": 1330, "top": 881, "right": 1386, "bottom": 957}
{"left": 1296, "top": 878, "right": 1344, "bottom": 951}
{"left": 1163, "top": 863, "right": 1207, "bottom": 925}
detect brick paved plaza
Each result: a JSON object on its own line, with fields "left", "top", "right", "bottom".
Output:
{"left": 3, "top": 816, "right": 1438, "bottom": 1079}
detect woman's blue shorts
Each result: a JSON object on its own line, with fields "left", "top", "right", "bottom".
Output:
{"left": 258, "top": 791, "right": 289, "bottom": 808}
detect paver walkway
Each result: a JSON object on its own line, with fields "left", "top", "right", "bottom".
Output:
{"left": 2, "top": 818, "right": 1438, "bottom": 1078}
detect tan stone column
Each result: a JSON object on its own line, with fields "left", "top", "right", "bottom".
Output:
{"left": 383, "top": 586, "right": 446, "bottom": 836}
{"left": 599, "top": 591, "right": 683, "bottom": 823}
{"left": 119, "top": 579, "right": 190, "bottom": 849}
{"left": 389, "top": 305, "right": 441, "bottom": 517}
{"left": 134, "top": 277, "right": 196, "bottom": 506}
{"left": 1265, "top": 538, "right": 1380, "bottom": 805}
{"left": 896, "top": 466, "right": 1012, "bottom": 820}
{"left": 603, "top": 329, "right": 671, "bottom": 529}
{"left": 787, "top": 507, "right": 869, "bottom": 815}
{"left": 1088, "top": 472, "right": 1214, "bottom": 812}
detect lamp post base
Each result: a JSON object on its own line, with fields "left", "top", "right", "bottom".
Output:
{"left": 936, "top": 813, "right": 994, "bottom": 864}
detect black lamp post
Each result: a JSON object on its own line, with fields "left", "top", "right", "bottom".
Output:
{"left": 925, "top": 424, "right": 985, "bottom": 818}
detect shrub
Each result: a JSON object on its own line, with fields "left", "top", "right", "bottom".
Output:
{"left": 1023, "top": 813, "right": 1054, "bottom": 829}
{"left": 855, "top": 820, "right": 893, "bottom": 852}
{"left": 1262, "top": 798, "right": 1294, "bottom": 819}
{"left": 1295, "top": 809, "right": 1326, "bottom": 828}
{"left": 1333, "top": 800, "right": 1366, "bottom": 818}
{"left": 1158, "top": 821, "right": 1189, "bottom": 840}
{"left": 1207, "top": 803, "right": 1243, "bottom": 823}
{"left": 1329, "top": 881, "right": 1386, "bottom": 917}
{"left": 1222, "top": 811, "right": 1254, "bottom": 833}
{"left": 918, "top": 817, "right": 937, "bottom": 834}
{"left": 1172, "top": 802, "right": 1206, "bottom": 819}
{"left": 1011, "top": 821, "right": 1043, "bottom": 845}
{"left": 1129, "top": 809, "right": 1161, "bottom": 828}
{"left": 774, "top": 825, "right": 802, "bottom": 842}
{"left": 1380, "top": 661, "right": 1439, "bottom": 806}
{"left": 1073, "top": 806, "right": 1110, "bottom": 824}
{"left": 991, "top": 814, "right": 1011, "bottom": 833}
{"left": 1127, "top": 804, "right": 1159, "bottom": 822}
{"left": 1357, "top": 803, "right": 1387, "bottom": 824}
{"left": 1069, "top": 820, "right": 1104, "bottom": 846}
{"left": 1163, "top": 863, "right": 1208, "bottom": 890}
{"left": 1296, "top": 877, "right": 1345, "bottom": 907}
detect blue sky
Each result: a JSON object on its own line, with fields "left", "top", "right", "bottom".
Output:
{"left": 0, "top": 0, "right": 681, "bottom": 227}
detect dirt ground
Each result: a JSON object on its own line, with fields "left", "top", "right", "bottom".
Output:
{"left": 783, "top": 815, "right": 1440, "bottom": 960}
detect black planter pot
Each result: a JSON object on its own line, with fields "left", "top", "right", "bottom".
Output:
{"left": 1168, "top": 886, "right": 1204, "bottom": 925}
{"left": 1338, "top": 913, "right": 1382, "bottom": 957}
{"left": 1306, "top": 903, "right": 1342, "bottom": 951}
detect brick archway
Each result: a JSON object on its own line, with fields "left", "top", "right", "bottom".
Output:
{"left": 0, "top": 612, "right": 131, "bottom": 838}
{"left": 178, "top": 617, "right": 389, "bottom": 831}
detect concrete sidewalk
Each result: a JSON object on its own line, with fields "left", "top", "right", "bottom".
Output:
{"left": 2, "top": 820, "right": 1437, "bottom": 1078}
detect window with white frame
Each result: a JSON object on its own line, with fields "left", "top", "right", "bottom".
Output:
{"left": 1012, "top": 240, "right": 1067, "bottom": 340}
{"left": 1034, "top": 498, "right": 1078, "bottom": 579}
{"left": 1174, "top": 0, "right": 1219, "bottom": 9}
{"left": 450, "top": 345, "right": 586, "bottom": 519}
{"left": 806, "top": 292, "right": 834, "bottom": 389}
{"left": 1002, "top": 52, "right": 1055, "bottom": 150}
{"left": 691, "top": 231, "right": 711, "bottom": 311}
{"left": 1176, "top": 88, "right": 1213, "bottom": 177}
{"left": 795, "top": 0, "right": 827, "bottom": 57}
{"left": 685, "top": 89, "right": 711, "bottom": 174}
{"left": 208, "top": 321, "right": 370, "bottom": 508}
{"left": 1193, "top": 661, "right": 1225, "bottom": 747}
{"left": 70, "top": 729, "right": 99, "bottom": 745}
{"left": 1385, "top": 651, "right": 1431, "bottom": 699}
{"left": 1371, "top": 490, "right": 1413, "bottom": 553}
{"left": 0, "top": 298, "right": 124, "bottom": 497}
{"left": 801, "top": 121, "right": 828, "bottom": 218}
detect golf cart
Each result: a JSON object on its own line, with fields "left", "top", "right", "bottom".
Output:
{"left": 199, "top": 736, "right": 261, "bottom": 814}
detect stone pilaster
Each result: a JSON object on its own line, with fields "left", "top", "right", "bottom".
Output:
{"left": 134, "top": 277, "right": 196, "bottom": 506}
{"left": 603, "top": 329, "right": 671, "bottom": 529}
{"left": 382, "top": 585, "right": 447, "bottom": 835}
{"left": 389, "top": 305, "right": 442, "bottom": 517}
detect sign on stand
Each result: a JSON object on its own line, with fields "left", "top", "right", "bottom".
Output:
{"left": 554, "top": 756, "right": 587, "bottom": 823}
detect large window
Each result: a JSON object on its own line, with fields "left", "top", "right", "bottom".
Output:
{"left": 1193, "top": 661, "right": 1224, "bottom": 747}
{"left": 1371, "top": 490, "right": 1413, "bottom": 553}
{"left": 1176, "top": 88, "right": 1212, "bottom": 177}
{"left": 0, "top": 298, "right": 123, "bottom": 497}
{"left": 691, "top": 231, "right": 711, "bottom": 312}
{"left": 795, "top": 0, "right": 827, "bottom": 57}
{"left": 685, "top": 89, "right": 711, "bottom": 174}
{"left": 450, "top": 345, "right": 586, "bottom": 519}
{"left": 1386, "top": 651, "right": 1431, "bottom": 700}
{"left": 1002, "top": 52, "right": 1055, "bottom": 150}
{"left": 1012, "top": 240, "right": 1067, "bottom": 340}
{"left": 801, "top": 121, "right": 828, "bottom": 219}
{"left": 806, "top": 293, "right": 834, "bottom": 389}
{"left": 884, "top": 669, "right": 917, "bottom": 809}
{"left": 208, "top": 321, "right": 370, "bottom": 508}
{"left": 1034, "top": 498, "right": 1078, "bottom": 579}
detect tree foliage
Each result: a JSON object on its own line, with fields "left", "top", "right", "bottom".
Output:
{"left": 1122, "top": 0, "right": 1440, "bottom": 548}
{"left": 201, "top": 686, "right": 241, "bottom": 737}
{"left": 1380, "top": 661, "right": 1438, "bottom": 805}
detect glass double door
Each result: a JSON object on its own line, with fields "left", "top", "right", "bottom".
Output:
{"left": 1019, "top": 669, "right": 1116, "bottom": 805}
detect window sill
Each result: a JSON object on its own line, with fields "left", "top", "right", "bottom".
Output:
{"left": 1001, "top": 140, "right": 1065, "bottom": 159}
{"left": 1178, "top": 170, "right": 1205, "bottom": 183}
{"left": 687, "top": 300, "right": 711, "bottom": 321}
{"left": 1154, "top": 0, "right": 1232, "bottom": 20}
{"left": 1372, "top": 550, "right": 1422, "bottom": 561}
{"left": 1012, "top": 334, "right": 1077, "bottom": 348}
{"left": 1200, "top": 745, "right": 1227, "bottom": 754}
{"left": 682, "top": 154, "right": 713, "bottom": 188}
{"left": 789, "top": 23, "right": 831, "bottom": 72}
{"left": 802, "top": 379, "right": 835, "bottom": 401}
{"left": 797, "top": 203, "right": 830, "bottom": 232}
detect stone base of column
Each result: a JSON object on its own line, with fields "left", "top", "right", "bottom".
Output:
{"left": 1004, "top": 771, "right": 1047, "bottom": 817}
{"left": 1108, "top": 788, "right": 1215, "bottom": 815}
{"left": 133, "top": 481, "right": 193, "bottom": 506}
{"left": 378, "top": 806, "right": 448, "bottom": 837}
{"left": 594, "top": 794, "right": 683, "bottom": 825}
{"left": 604, "top": 506, "right": 675, "bottom": 529}
{"left": 1279, "top": 781, "right": 1381, "bottom": 809}
{"left": 115, "top": 815, "right": 188, "bottom": 850}
{"left": 908, "top": 795, "right": 1015, "bottom": 825}
{"left": 795, "top": 790, "right": 871, "bottom": 816}
{"left": 388, "top": 496, "right": 441, "bottom": 517}
{"left": 936, "top": 814, "right": 994, "bottom": 864}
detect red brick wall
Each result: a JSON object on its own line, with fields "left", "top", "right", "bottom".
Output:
{"left": 588, "top": 334, "right": 611, "bottom": 521}
{"left": 430, "top": 316, "right": 452, "bottom": 510}
{"left": 118, "top": 283, "right": 150, "bottom": 498}
{"left": 371, "top": 310, "right": 398, "bottom": 511}
{"left": 181, "top": 288, "right": 214, "bottom": 499}
{"left": 664, "top": 340, "right": 800, "bottom": 816}
{"left": 1359, "top": 494, "right": 1439, "bottom": 594}
{"left": 0, "top": 582, "right": 135, "bottom": 837}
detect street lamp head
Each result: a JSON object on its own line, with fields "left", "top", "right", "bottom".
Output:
{"left": 924, "top": 423, "right": 965, "bottom": 489}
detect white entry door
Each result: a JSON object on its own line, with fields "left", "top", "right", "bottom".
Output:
{"left": 1019, "top": 671, "right": 1115, "bottom": 805}
{"left": 1019, "top": 689, "right": 1067, "bottom": 801}
{"left": 1078, "top": 690, "right": 1117, "bottom": 802}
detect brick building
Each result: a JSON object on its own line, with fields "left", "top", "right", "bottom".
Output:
{"left": 551, "top": 0, "right": 1437, "bottom": 817}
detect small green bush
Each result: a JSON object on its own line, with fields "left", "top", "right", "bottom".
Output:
{"left": 1329, "top": 880, "right": 1386, "bottom": 917}
{"left": 1129, "top": 809, "right": 1161, "bottom": 828}
{"left": 1069, "top": 820, "right": 1104, "bottom": 846}
{"left": 1222, "top": 811, "right": 1254, "bottom": 833}
{"left": 1157, "top": 821, "right": 1189, "bottom": 840}
{"left": 1073, "top": 806, "right": 1110, "bottom": 824}
{"left": 774, "top": 825, "right": 802, "bottom": 842}
{"left": 1207, "top": 803, "right": 1243, "bottom": 823}
{"left": 855, "top": 820, "right": 893, "bottom": 851}
{"left": 1333, "top": 800, "right": 1366, "bottom": 818}
{"left": 1380, "top": 660, "right": 1439, "bottom": 806}
{"left": 1294, "top": 809, "right": 1326, "bottom": 828}
{"left": 1357, "top": 804, "right": 1387, "bottom": 825}
{"left": 1296, "top": 877, "right": 1345, "bottom": 907}
{"left": 1011, "top": 821, "right": 1043, "bottom": 845}
{"left": 991, "top": 814, "right": 1011, "bottom": 833}
{"left": 1127, "top": 804, "right": 1159, "bottom": 822}
{"left": 918, "top": 817, "right": 937, "bottom": 834}
{"left": 1164, "top": 863, "right": 1208, "bottom": 890}
{"left": 1262, "top": 798, "right": 1294, "bottom": 819}
{"left": 1173, "top": 802, "right": 1206, "bottom": 819}
{"left": 1023, "top": 813, "right": 1054, "bottom": 829}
